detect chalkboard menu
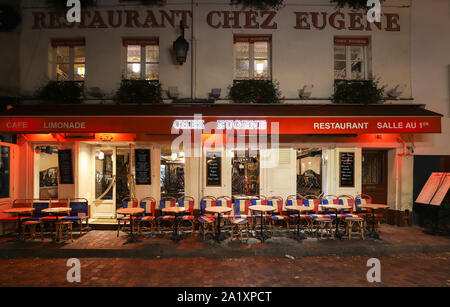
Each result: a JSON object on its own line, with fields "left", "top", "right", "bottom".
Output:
{"left": 206, "top": 152, "right": 221, "bottom": 186}
{"left": 58, "top": 149, "right": 74, "bottom": 184}
{"left": 339, "top": 152, "right": 355, "bottom": 187}
{"left": 135, "top": 149, "right": 151, "bottom": 185}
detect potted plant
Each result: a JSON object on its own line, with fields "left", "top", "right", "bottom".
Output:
{"left": 230, "top": 0, "right": 285, "bottom": 10}
{"left": 332, "top": 79, "right": 384, "bottom": 105}
{"left": 115, "top": 79, "right": 163, "bottom": 104}
{"left": 46, "top": 0, "right": 97, "bottom": 11}
{"left": 36, "top": 81, "right": 84, "bottom": 104}
{"left": 330, "top": 0, "right": 385, "bottom": 10}
{"left": 228, "top": 79, "right": 281, "bottom": 104}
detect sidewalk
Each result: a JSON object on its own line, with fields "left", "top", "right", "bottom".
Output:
{"left": 0, "top": 225, "right": 449, "bottom": 259}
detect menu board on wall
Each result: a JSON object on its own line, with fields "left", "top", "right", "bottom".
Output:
{"left": 206, "top": 152, "right": 221, "bottom": 186}
{"left": 135, "top": 149, "right": 151, "bottom": 185}
{"left": 58, "top": 149, "right": 74, "bottom": 184}
{"left": 339, "top": 152, "right": 355, "bottom": 188}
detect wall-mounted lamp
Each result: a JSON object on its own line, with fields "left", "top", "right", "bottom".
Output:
{"left": 173, "top": 21, "right": 189, "bottom": 65}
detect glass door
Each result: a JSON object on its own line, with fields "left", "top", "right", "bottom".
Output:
{"left": 93, "top": 147, "right": 116, "bottom": 219}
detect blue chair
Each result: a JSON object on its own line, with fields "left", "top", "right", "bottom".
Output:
{"left": 61, "top": 198, "right": 89, "bottom": 234}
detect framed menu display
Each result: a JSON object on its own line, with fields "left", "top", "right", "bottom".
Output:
{"left": 135, "top": 149, "right": 151, "bottom": 185}
{"left": 58, "top": 149, "right": 74, "bottom": 184}
{"left": 206, "top": 152, "right": 221, "bottom": 186}
{"left": 339, "top": 152, "right": 355, "bottom": 188}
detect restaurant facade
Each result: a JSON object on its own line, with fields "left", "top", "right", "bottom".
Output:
{"left": 0, "top": 0, "right": 447, "bottom": 228}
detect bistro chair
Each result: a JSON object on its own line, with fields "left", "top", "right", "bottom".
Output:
{"left": 177, "top": 196, "right": 196, "bottom": 234}
{"left": 345, "top": 216, "right": 365, "bottom": 240}
{"left": 0, "top": 200, "right": 33, "bottom": 229}
{"left": 39, "top": 199, "right": 70, "bottom": 222}
{"left": 268, "top": 196, "right": 290, "bottom": 234}
{"left": 250, "top": 195, "right": 269, "bottom": 230}
{"left": 157, "top": 196, "right": 177, "bottom": 234}
{"left": 116, "top": 196, "right": 139, "bottom": 237}
{"left": 61, "top": 198, "right": 89, "bottom": 235}
{"left": 355, "top": 194, "right": 382, "bottom": 229}
{"left": 55, "top": 221, "right": 73, "bottom": 242}
{"left": 216, "top": 195, "right": 234, "bottom": 230}
{"left": 338, "top": 195, "right": 365, "bottom": 237}
{"left": 199, "top": 196, "right": 217, "bottom": 240}
{"left": 285, "top": 194, "right": 307, "bottom": 232}
{"left": 21, "top": 221, "right": 44, "bottom": 241}
{"left": 230, "top": 198, "right": 252, "bottom": 240}
{"left": 138, "top": 197, "right": 157, "bottom": 235}
{"left": 302, "top": 195, "right": 324, "bottom": 234}
{"left": 314, "top": 217, "right": 334, "bottom": 239}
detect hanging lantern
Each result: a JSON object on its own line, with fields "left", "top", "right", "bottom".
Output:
{"left": 173, "top": 21, "right": 189, "bottom": 65}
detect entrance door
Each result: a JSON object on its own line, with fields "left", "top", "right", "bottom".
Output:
{"left": 362, "top": 150, "right": 388, "bottom": 204}
{"left": 232, "top": 150, "right": 260, "bottom": 196}
{"left": 115, "top": 147, "right": 131, "bottom": 208}
{"left": 93, "top": 148, "right": 115, "bottom": 218}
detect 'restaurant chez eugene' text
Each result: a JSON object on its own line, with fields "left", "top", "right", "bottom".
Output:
{"left": 31, "top": 9, "right": 400, "bottom": 31}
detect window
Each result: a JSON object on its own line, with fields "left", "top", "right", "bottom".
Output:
{"left": 0, "top": 145, "right": 10, "bottom": 199}
{"left": 51, "top": 38, "right": 86, "bottom": 81}
{"left": 234, "top": 35, "right": 271, "bottom": 80}
{"left": 123, "top": 38, "right": 159, "bottom": 80}
{"left": 334, "top": 37, "right": 370, "bottom": 80}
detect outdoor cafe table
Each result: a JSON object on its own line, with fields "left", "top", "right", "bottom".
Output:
{"left": 285, "top": 205, "right": 315, "bottom": 241}
{"left": 359, "top": 204, "right": 390, "bottom": 239}
{"left": 4, "top": 207, "right": 35, "bottom": 241}
{"left": 116, "top": 207, "right": 144, "bottom": 244}
{"left": 321, "top": 204, "right": 352, "bottom": 240}
{"left": 42, "top": 207, "right": 72, "bottom": 242}
{"left": 205, "top": 206, "right": 232, "bottom": 242}
{"left": 161, "top": 207, "right": 185, "bottom": 242}
{"left": 249, "top": 205, "right": 276, "bottom": 242}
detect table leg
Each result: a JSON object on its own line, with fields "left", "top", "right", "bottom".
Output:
{"left": 367, "top": 209, "right": 380, "bottom": 239}
{"left": 216, "top": 213, "right": 221, "bottom": 242}
{"left": 17, "top": 213, "right": 23, "bottom": 242}
{"left": 334, "top": 210, "right": 342, "bottom": 240}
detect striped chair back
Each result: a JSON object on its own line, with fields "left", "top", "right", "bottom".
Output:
{"left": 302, "top": 199, "right": 320, "bottom": 213}
{"left": 32, "top": 201, "right": 50, "bottom": 216}
{"left": 177, "top": 196, "right": 195, "bottom": 215}
{"left": 160, "top": 200, "right": 176, "bottom": 209}
{"left": 216, "top": 196, "right": 232, "bottom": 209}
{"left": 140, "top": 197, "right": 156, "bottom": 216}
{"left": 69, "top": 198, "right": 89, "bottom": 216}
{"left": 268, "top": 197, "right": 283, "bottom": 214}
{"left": 200, "top": 197, "right": 217, "bottom": 215}
{"left": 122, "top": 199, "right": 139, "bottom": 208}
{"left": 286, "top": 199, "right": 302, "bottom": 207}
{"left": 355, "top": 194, "right": 372, "bottom": 212}
{"left": 234, "top": 199, "right": 251, "bottom": 214}
{"left": 250, "top": 199, "right": 268, "bottom": 206}
{"left": 338, "top": 195, "right": 355, "bottom": 213}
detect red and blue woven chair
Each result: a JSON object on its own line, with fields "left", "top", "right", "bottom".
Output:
{"left": 61, "top": 198, "right": 89, "bottom": 235}
{"left": 216, "top": 195, "right": 233, "bottom": 230}
{"left": 268, "top": 196, "right": 290, "bottom": 233}
{"left": 355, "top": 194, "right": 381, "bottom": 230}
{"left": 250, "top": 195, "right": 269, "bottom": 230}
{"left": 157, "top": 196, "right": 177, "bottom": 233}
{"left": 338, "top": 195, "right": 365, "bottom": 239}
{"left": 302, "top": 196, "right": 324, "bottom": 234}
{"left": 116, "top": 196, "right": 139, "bottom": 237}
{"left": 230, "top": 198, "right": 252, "bottom": 240}
{"left": 177, "top": 196, "right": 196, "bottom": 234}
{"left": 1, "top": 199, "right": 37, "bottom": 236}
{"left": 138, "top": 196, "right": 157, "bottom": 234}
{"left": 199, "top": 196, "right": 217, "bottom": 240}
{"left": 285, "top": 194, "right": 308, "bottom": 232}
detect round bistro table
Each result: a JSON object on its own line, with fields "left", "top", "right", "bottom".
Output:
{"left": 321, "top": 204, "right": 352, "bottom": 240}
{"left": 249, "top": 205, "right": 276, "bottom": 242}
{"left": 4, "top": 207, "right": 35, "bottom": 241}
{"left": 285, "top": 205, "right": 315, "bottom": 242}
{"left": 205, "top": 206, "right": 232, "bottom": 242}
{"left": 358, "top": 204, "right": 390, "bottom": 239}
{"left": 42, "top": 207, "right": 72, "bottom": 242}
{"left": 161, "top": 207, "right": 186, "bottom": 242}
{"left": 116, "top": 207, "right": 144, "bottom": 244}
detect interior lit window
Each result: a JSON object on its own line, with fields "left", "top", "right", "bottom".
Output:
{"left": 334, "top": 37, "right": 370, "bottom": 80}
{"left": 124, "top": 40, "right": 159, "bottom": 80}
{"left": 52, "top": 42, "right": 86, "bottom": 82}
{"left": 234, "top": 36, "right": 271, "bottom": 80}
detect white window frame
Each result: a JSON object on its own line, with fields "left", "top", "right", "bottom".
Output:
{"left": 334, "top": 39, "right": 370, "bottom": 81}
{"left": 123, "top": 41, "right": 159, "bottom": 81}
{"left": 52, "top": 44, "right": 85, "bottom": 82}
{"left": 234, "top": 36, "right": 272, "bottom": 80}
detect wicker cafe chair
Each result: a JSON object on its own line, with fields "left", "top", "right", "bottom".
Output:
{"left": 199, "top": 196, "right": 217, "bottom": 240}
{"left": 302, "top": 195, "right": 324, "bottom": 234}
{"left": 268, "top": 196, "right": 290, "bottom": 234}
{"left": 157, "top": 196, "right": 177, "bottom": 234}
{"left": 216, "top": 195, "right": 234, "bottom": 231}
{"left": 249, "top": 195, "right": 269, "bottom": 231}
{"left": 138, "top": 197, "right": 157, "bottom": 234}
{"left": 338, "top": 195, "right": 365, "bottom": 238}
{"left": 285, "top": 194, "right": 306, "bottom": 232}
{"left": 116, "top": 196, "right": 139, "bottom": 237}
{"left": 231, "top": 198, "right": 252, "bottom": 240}
{"left": 176, "top": 196, "right": 196, "bottom": 234}
{"left": 355, "top": 194, "right": 381, "bottom": 230}
{"left": 61, "top": 198, "right": 89, "bottom": 235}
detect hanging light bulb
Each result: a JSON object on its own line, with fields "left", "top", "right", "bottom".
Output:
{"left": 98, "top": 151, "right": 104, "bottom": 160}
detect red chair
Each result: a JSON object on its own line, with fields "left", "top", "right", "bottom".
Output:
{"left": 216, "top": 195, "right": 233, "bottom": 230}
{"left": 157, "top": 196, "right": 177, "bottom": 233}
{"left": 268, "top": 196, "right": 290, "bottom": 233}
{"left": 177, "top": 196, "right": 196, "bottom": 234}
{"left": 199, "top": 196, "right": 217, "bottom": 240}
{"left": 138, "top": 196, "right": 157, "bottom": 234}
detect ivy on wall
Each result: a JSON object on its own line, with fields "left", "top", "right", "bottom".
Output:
{"left": 230, "top": 0, "right": 285, "bottom": 11}
{"left": 330, "top": 0, "right": 385, "bottom": 10}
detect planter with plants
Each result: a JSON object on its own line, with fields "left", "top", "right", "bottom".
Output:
{"left": 228, "top": 79, "right": 281, "bottom": 104}
{"left": 332, "top": 79, "right": 384, "bottom": 105}
{"left": 46, "top": 0, "right": 97, "bottom": 11}
{"left": 36, "top": 81, "right": 84, "bottom": 104}
{"left": 330, "top": 0, "right": 385, "bottom": 10}
{"left": 115, "top": 79, "right": 163, "bottom": 104}
{"left": 230, "top": 0, "right": 284, "bottom": 11}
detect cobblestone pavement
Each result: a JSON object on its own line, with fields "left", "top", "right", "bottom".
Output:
{"left": 0, "top": 253, "right": 448, "bottom": 287}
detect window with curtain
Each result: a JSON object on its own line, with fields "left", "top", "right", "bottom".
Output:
{"left": 234, "top": 35, "right": 271, "bottom": 80}
{"left": 123, "top": 38, "right": 159, "bottom": 80}
{"left": 51, "top": 38, "right": 86, "bottom": 81}
{"left": 334, "top": 37, "right": 371, "bottom": 80}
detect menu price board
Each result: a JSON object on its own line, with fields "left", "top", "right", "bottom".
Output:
{"left": 58, "top": 149, "right": 74, "bottom": 184}
{"left": 206, "top": 152, "right": 221, "bottom": 186}
{"left": 339, "top": 152, "right": 355, "bottom": 188}
{"left": 135, "top": 149, "right": 151, "bottom": 185}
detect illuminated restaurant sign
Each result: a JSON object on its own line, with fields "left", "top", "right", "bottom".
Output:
{"left": 0, "top": 116, "right": 441, "bottom": 134}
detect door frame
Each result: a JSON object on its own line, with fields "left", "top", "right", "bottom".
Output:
{"left": 91, "top": 146, "right": 116, "bottom": 219}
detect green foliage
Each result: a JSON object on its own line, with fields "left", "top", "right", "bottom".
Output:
{"left": 46, "top": 0, "right": 97, "bottom": 11}
{"left": 330, "top": 0, "right": 384, "bottom": 10}
{"left": 332, "top": 79, "right": 384, "bottom": 105}
{"left": 37, "top": 81, "right": 84, "bottom": 104}
{"left": 228, "top": 80, "right": 281, "bottom": 104}
{"left": 115, "top": 80, "right": 163, "bottom": 104}
{"left": 230, "top": 0, "right": 285, "bottom": 11}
